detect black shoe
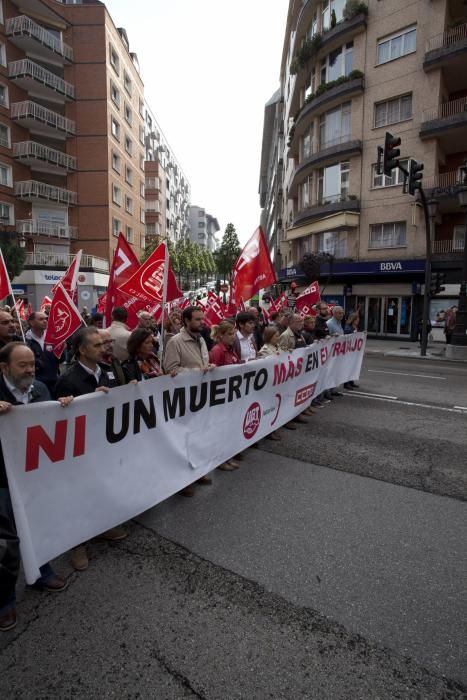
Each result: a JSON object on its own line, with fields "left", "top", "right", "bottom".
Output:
{"left": 331, "top": 391, "right": 344, "bottom": 397}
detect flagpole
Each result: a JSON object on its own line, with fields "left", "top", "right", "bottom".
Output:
{"left": 159, "top": 240, "right": 170, "bottom": 363}
{"left": 0, "top": 248, "right": 26, "bottom": 342}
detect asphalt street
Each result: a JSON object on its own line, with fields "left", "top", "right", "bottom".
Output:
{"left": 0, "top": 354, "right": 466, "bottom": 699}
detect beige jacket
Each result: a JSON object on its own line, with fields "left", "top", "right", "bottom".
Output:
{"left": 163, "top": 327, "right": 209, "bottom": 373}
{"left": 278, "top": 327, "right": 296, "bottom": 352}
{"left": 108, "top": 321, "right": 131, "bottom": 362}
{"left": 257, "top": 343, "right": 281, "bottom": 358}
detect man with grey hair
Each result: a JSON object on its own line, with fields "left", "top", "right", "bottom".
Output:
{"left": 326, "top": 306, "right": 345, "bottom": 336}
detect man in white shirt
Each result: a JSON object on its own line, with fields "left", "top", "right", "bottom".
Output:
{"left": 233, "top": 312, "right": 257, "bottom": 363}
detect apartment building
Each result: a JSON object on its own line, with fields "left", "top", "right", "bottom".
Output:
{"left": 261, "top": 0, "right": 467, "bottom": 337}
{"left": 143, "top": 101, "right": 190, "bottom": 245}
{"left": 259, "top": 88, "right": 283, "bottom": 261}
{"left": 188, "top": 205, "right": 220, "bottom": 251}
{"left": 0, "top": 0, "right": 147, "bottom": 309}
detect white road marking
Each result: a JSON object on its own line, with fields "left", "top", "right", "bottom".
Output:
{"left": 346, "top": 393, "right": 467, "bottom": 415}
{"left": 349, "top": 390, "right": 398, "bottom": 400}
{"left": 367, "top": 369, "right": 445, "bottom": 380}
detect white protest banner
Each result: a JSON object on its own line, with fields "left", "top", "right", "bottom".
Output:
{"left": 0, "top": 334, "right": 365, "bottom": 583}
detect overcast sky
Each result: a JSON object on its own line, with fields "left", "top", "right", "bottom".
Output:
{"left": 105, "top": 0, "right": 289, "bottom": 244}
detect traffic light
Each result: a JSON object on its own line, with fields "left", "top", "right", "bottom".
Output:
{"left": 429, "top": 272, "right": 446, "bottom": 297}
{"left": 383, "top": 132, "right": 401, "bottom": 177}
{"left": 408, "top": 159, "right": 424, "bottom": 195}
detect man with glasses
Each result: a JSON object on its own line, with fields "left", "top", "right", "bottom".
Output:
{"left": 0, "top": 311, "right": 20, "bottom": 351}
{"left": 54, "top": 327, "right": 127, "bottom": 571}
{"left": 98, "top": 328, "right": 127, "bottom": 387}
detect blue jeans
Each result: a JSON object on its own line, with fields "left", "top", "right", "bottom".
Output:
{"left": 0, "top": 487, "right": 55, "bottom": 614}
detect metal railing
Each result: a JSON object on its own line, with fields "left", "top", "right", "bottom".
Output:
{"left": 11, "top": 100, "right": 76, "bottom": 134}
{"left": 426, "top": 22, "right": 467, "bottom": 53}
{"left": 6, "top": 15, "right": 73, "bottom": 61}
{"left": 315, "top": 192, "right": 357, "bottom": 207}
{"left": 423, "top": 170, "right": 464, "bottom": 189}
{"left": 17, "top": 219, "right": 78, "bottom": 239}
{"left": 432, "top": 239, "right": 465, "bottom": 254}
{"left": 13, "top": 141, "right": 76, "bottom": 170}
{"left": 422, "top": 96, "right": 467, "bottom": 122}
{"left": 14, "top": 180, "right": 78, "bottom": 205}
{"left": 25, "top": 252, "right": 109, "bottom": 272}
{"left": 318, "top": 132, "right": 352, "bottom": 151}
{"left": 316, "top": 243, "right": 348, "bottom": 258}
{"left": 145, "top": 200, "right": 160, "bottom": 212}
{"left": 145, "top": 177, "right": 160, "bottom": 189}
{"left": 8, "top": 59, "right": 75, "bottom": 99}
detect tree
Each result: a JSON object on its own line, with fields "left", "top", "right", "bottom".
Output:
{"left": 175, "top": 238, "right": 190, "bottom": 288}
{"left": 0, "top": 239, "right": 26, "bottom": 280}
{"left": 214, "top": 223, "right": 241, "bottom": 284}
{"left": 141, "top": 234, "right": 162, "bottom": 263}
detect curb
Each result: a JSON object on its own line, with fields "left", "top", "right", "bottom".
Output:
{"left": 364, "top": 349, "right": 467, "bottom": 364}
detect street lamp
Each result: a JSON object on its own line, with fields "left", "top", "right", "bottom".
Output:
{"left": 449, "top": 161, "right": 467, "bottom": 357}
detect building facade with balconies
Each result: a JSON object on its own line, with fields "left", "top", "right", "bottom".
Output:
{"left": 143, "top": 101, "right": 190, "bottom": 246}
{"left": 188, "top": 206, "right": 220, "bottom": 252}
{"left": 0, "top": 0, "right": 149, "bottom": 308}
{"left": 263, "top": 0, "right": 467, "bottom": 338}
{"left": 259, "top": 88, "right": 283, "bottom": 271}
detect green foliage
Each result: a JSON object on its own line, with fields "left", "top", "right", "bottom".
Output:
{"left": 289, "top": 34, "right": 322, "bottom": 76}
{"left": 141, "top": 235, "right": 162, "bottom": 263}
{"left": 296, "top": 71, "right": 365, "bottom": 119}
{"left": 1, "top": 241, "right": 26, "bottom": 280}
{"left": 343, "top": 0, "right": 368, "bottom": 20}
{"left": 214, "top": 223, "right": 241, "bottom": 283}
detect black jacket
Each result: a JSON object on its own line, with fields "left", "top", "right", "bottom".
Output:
{"left": 314, "top": 316, "right": 329, "bottom": 340}
{"left": 26, "top": 336, "right": 60, "bottom": 393}
{"left": 99, "top": 358, "right": 127, "bottom": 387}
{"left": 54, "top": 362, "right": 111, "bottom": 399}
{"left": 0, "top": 375, "right": 50, "bottom": 488}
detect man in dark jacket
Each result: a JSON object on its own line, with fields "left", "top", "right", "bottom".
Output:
{"left": 0, "top": 342, "right": 72, "bottom": 632}
{"left": 0, "top": 311, "right": 20, "bottom": 350}
{"left": 55, "top": 327, "right": 127, "bottom": 572}
{"left": 25, "top": 311, "right": 60, "bottom": 393}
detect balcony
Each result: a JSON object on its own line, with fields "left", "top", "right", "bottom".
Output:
{"left": 25, "top": 252, "right": 109, "bottom": 272}
{"left": 11, "top": 101, "right": 75, "bottom": 139}
{"left": 9, "top": 59, "right": 75, "bottom": 102}
{"left": 17, "top": 219, "right": 78, "bottom": 240}
{"left": 293, "top": 194, "right": 360, "bottom": 228}
{"left": 6, "top": 16, "right": 73, "bottom": 64}
{"left": 13, "top": 141, "right": 76, "bottom": 173}
{"left": 432, "top": 239, "right": 465, "bottom": 255}
{"left": 289, "top": 138, "right": 362, "bottom": 197}
{"left": 420, "top": 97, "right": 467, "bottom": 152}
{"left": 424, "top": 22, "right": 467, "bottom": 71}
{"left": 14, "top": 180, "right": 78, "bottom": 205}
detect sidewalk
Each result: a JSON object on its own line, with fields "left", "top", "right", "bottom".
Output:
{"left": 365, "top": 337, "right": 467, "bottom": 363}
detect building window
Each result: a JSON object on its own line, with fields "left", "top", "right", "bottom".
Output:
{"left": 322, "top": 0, "right": 346, "bottom": 30}
{"left": 377, "top": 27, "right": 416, "bottom": 65}
{"left": 0, "top": 2, "right": 3, "bottom": 25}
{"left": 0, "top": 84, "right": 7, "bottom": 108}
{"left": 301, "top": 126, "right": 313, "bottom": 160}
{"left": 125, "top": 166, "right": 133, "bottom": 186}
{"left": 0, "top": 162, "right": 12, "bottom": 187}
{"left": 140, "top": 207, "right": 145, "bottom": 224}
{"left": 109, "top": 44, "right": 119, "bottom": 74}
{"left": 112, "top": 152, "right": 120, "bottom": 173}
{"left": 307, "top": 11, "right": 318, "bottom": 39}
{"left": 110, "top": 81, "right": 120, "bottom": 108}
{"left": 125, "top": 136, "right": 132, "bottom": 155}
{"left": 139, "top": 126, "right": 145, "bottom": 144}
{"left": 123, "top": 71, "right": 132, "bottom": 96}
{"left": 198, "top": 221, "right": 205, "bottom": 228}
{"left": 321, "top": 42, "right": 353, "bottom": 84}
{"left": 112, "top": 184, "right": 121, "bottom": 205}
{"left": 0, "top": 202, "right": 13, "bottom": 224}
{"left": 369, "top": 221, "right": 407, "bottom": 248}
{"left": 0, "top": 43, "right": 6, "bottom": 68}
{"left": 0, "top": 123, "right": 10, "bottom": 149}
{"left": 124, "top": 103, "right": 132, "bottom": 125}
{"left": 301, "top": 175, "right": 312, "bottom": 209}
{"left": 318, "top": 161, "right": 349, "bottom": 204}
{"left": 319, "top": 102, "right": 351, "bottom": 149}
{"left": 139, "top": 99, "right": 144, "bottom": 117}
{"left": 140, "top": 181, "right": 145, "bottom": 197}
{"left": 140, "top": 155, "right": 145, "bottom": 170}
{"left": 112, "top": 217, "right": 121, "bottom": 236}
{"left": 111, "top": 117, "right": 120, "bottom": 141}
{"left": 316, "top": 231, "right": 347, "bottom": 257}
{"left": 372, "top": 159, "right": 409, "bottom": 188}
{"left": 125, "top": 195, "right": 133, "bottom": 213}
{"left": 453, "top": 225, "right": 465, "bottom": 250}
{"left": 374, "top": 94, "right": 412, "bottom": 128}
{"left": 125, "top": 225, "right": 133, "bottom": 243}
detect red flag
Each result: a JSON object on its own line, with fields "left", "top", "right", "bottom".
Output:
{"left": 26, "top": 302, "right": 33, "bottom": 318}
{"left": 0, "top": 248, "right": 12, "bottom": 301}
{"left": 225, "top": 301, "right": 238, "bottom": 318}
{"left": 203, "top": 291, "right": 226, "bottom": 328}
{"left": 97, "top": 292, "right": 107, "bottom": 313}
{"left": 52, "top": 250, "right": 82, "bottom": 305}
{"left": 295, "top": 281, "right": 320, "bottom": 314}
{"left": 39, "top": 296, "right": 53, "bottom": 313}
{"left": 179, "top": 297, "right": 191, "bottom": 311}
{"left": 44, "top": 283, "right": 83, "bottom": 358}
{"left": 231, "top": 227, "right": 277, "bottom": 304}
{"left": 278, "top": 292, "right": 289, "bottom": 309}
{"left": 13, "top": 299, "right": 27, "bottom": 321}
{"left": 106, "top": 234, "right": 140, "bottom": 327}
{"left": 117, "top": 241, "right": 181, "bottom": 306}
{"left": 238, "top": 298, "right": 246, "bottom": 312}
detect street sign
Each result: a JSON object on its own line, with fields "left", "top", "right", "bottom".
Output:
{"left": 220, "top": 283, "right": 229, "bottom": 293}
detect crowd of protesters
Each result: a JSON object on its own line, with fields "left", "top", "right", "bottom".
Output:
{"left": 0, "top": 298, "right": 361, "bottom": 632}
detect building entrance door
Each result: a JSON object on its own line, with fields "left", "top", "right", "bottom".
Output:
{"left": 364, "top": 296, "right": 412, "bottom": 336}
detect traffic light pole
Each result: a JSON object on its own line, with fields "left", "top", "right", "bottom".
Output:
{"left": 418, "top": 188, "right": 432, "bottom": 357}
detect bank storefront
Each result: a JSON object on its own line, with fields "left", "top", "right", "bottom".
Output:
{"left": 278, "top": 258, "right": 426, "bottom": 339}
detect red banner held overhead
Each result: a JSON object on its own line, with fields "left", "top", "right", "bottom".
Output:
{"left": 117, "top": 241, "right": 181, "bottom": 305}
{"left": 231, "top": 227, "right": 277, "bottom": 304}
{"left": 44, "top": 284, "right": 83, "bottom": 358}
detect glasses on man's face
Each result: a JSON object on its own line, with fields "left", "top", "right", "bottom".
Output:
{"left": 92, "top": 342, "right": 105, "bottom": 348}
{"left": 0, "top": 320, "right": 13, "bottom": 325}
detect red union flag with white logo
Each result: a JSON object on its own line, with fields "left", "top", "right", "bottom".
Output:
{"left": 44, "top": 283, "right": 83, "bottom": 358}
{"left": 51, "top": 250, "right": 82, "bottom": 304}
{"left": 231, "top": 227, "right": 277, "bottom": 304}
{"left": 117, "top": 241, "right": 181, "bottom": 305}
{"left": 203, "top": 291, "right": 227, "bottom": 328}
{"left": 295, "top": 281, "right": 320, "bottom": 314}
